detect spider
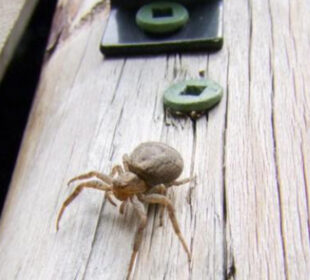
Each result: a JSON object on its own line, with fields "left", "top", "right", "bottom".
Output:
{"left": 56, "top": 142, "right": 193, "bottom": 280}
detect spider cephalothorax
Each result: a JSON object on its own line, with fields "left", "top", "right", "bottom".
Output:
{"left": 112, "top": 172, "right": 148, "bottom": 200}
{"left": 56, "top": 142, "right": 193, "bottom": 280}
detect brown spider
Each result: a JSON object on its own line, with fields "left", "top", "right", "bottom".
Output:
{"left": 56, "top": 142, "right": 193, "bottom": 280}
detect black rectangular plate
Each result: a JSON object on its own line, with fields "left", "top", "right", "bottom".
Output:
{"left": 100, "top": 0, "right": 223, "bottom": 55}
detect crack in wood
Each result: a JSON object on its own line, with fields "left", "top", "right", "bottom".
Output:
{"left": 108, "top": 106, "right": 124, "bottom": 161}
{"left": 300, "top": 143, "right": 310, "bottom": 250}
{"left": 110, "top": 60, "right": 127, "bottom": 105}
{"left": 225, "top": 255, "right": 236, "bottom": 280}
{"left": 223, "top": 47, "right": 232, "bottom": 280}
{"left": 270, "top": 38, "right": 289, "bottom": 280}
{"left": 46, "top": 0, "right": 107, "bottom": 58}
{"left": 268, "top": 1, "right": 290, "bottom": 278}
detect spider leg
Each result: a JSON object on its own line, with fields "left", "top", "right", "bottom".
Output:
{"left": 127, "top": 196, "right": 147, "bottom": 280}
{"left": 105, "top": 191, "right": 117, "bottom": 207}
{"left": 119, "top": 200, "right": 127, "bottom": 215}
{"left": 122, "top": 154, "right": 130, "bottom": 171}
{"left": 140, "top": 194, "right": 191, "bottom": 261}
{"left": 56, "top": 180, "right": 111, "bottom": 231}
{"left": 166, "top": 176, "right": 195, "bottom": 188}
{"left": 67, "top": 171, "right": 112, "bottom": 185}
{"left": 110, "top": 165, "right": 124, "bottom": 177}
{"left": 147, "top": 184, "right": 167, "bottom": 226}
{"left": 148, "top": 184, "right": 167, "bottom": 195}
{"left": 158, "top": 187, "right": 167, "bottom": 227}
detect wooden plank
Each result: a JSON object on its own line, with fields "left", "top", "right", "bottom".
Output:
{"left": 0, "top": 0, "right": 39, "bottom": 81}
{"left": 224, "top": 0, "right": 286, "bottom": 278}
{"left": 268, "top": 0, "right": 310, "bottom": 278}
{"left": 0, "top": 0, "right": 309, "bottom": 279}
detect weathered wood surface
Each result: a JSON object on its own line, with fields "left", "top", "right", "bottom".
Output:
{"left": 0, "top": 0, "right": 39, "bottom": 81}
{"left": 0, "top": 0, "right": 309, "bottom": 279}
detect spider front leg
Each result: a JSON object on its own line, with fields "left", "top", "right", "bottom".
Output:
{"left": 109, "top": 155, "right": 131, "bottom": 178}
{"left": 140, "top": 193, "right": 191, "bottom": 261}
{"left": 127, "top": 196, "right": 147, "bottom": 280}
{"left": 56, "top": 180, "right": 112, "bottom": 231}
{"left": 122, "top": 154, "right": 130, "bottom": 171}
{"left": 67, "top": 171, "right": 113, "bottom": 185}
{"left": 110, "top": 165, "right": 124, "bottom": 177}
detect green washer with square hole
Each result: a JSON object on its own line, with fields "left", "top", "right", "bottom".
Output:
{"left": 100, "top": 0, "right": 223, "bottom": 55}
{"left": 136, "top": 2, "right": 189, "bottom": 34}
{"left": 163, "top": 78, "right": 223, "bottom": 118}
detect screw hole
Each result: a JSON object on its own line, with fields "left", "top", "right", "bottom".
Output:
{"left": 180, "top": 85, "right": 207, "bottom": 96}
{"left": 152, "top": 7, "right": 173, "bottom": 18}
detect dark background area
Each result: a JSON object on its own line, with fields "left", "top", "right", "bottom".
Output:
{"left": 0, "top": 0, "right": 57, "bottom": 215}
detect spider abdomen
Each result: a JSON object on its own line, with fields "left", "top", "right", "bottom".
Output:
{"left": 127, "top": 142, "right": 184, "bottom": 186}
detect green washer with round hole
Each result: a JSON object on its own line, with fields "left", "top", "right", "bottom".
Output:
{"left": 163, "top": 79, "right": 223, "bottom": 118}
{"left": 136, "top": 2, "right": 189, "bottom": 34}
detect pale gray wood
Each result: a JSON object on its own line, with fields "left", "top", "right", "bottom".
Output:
{"left": 0, "top": 0, "right": 39, "bottom": 81}
{"left": 268, "top": 0, "right": 310, "bottom": 278}
{"left": 0, "top": 0, "right": 309, "bottom": 279}
{"left": 224, "top": 0, "right": 287, "bottom": 279}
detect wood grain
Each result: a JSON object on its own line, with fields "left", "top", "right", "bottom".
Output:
{"left": 0, "top": 0, "right": 309, "bottom": 279}
{"left": 0, "top": 0, "right": 39, "bottom": 81}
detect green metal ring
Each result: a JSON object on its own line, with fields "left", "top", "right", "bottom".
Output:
{"left": 136, "top": 2, "right": 189, "bottom": 34}
{"left": 163, "top": 79, "right": 223, "bottom": 113}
